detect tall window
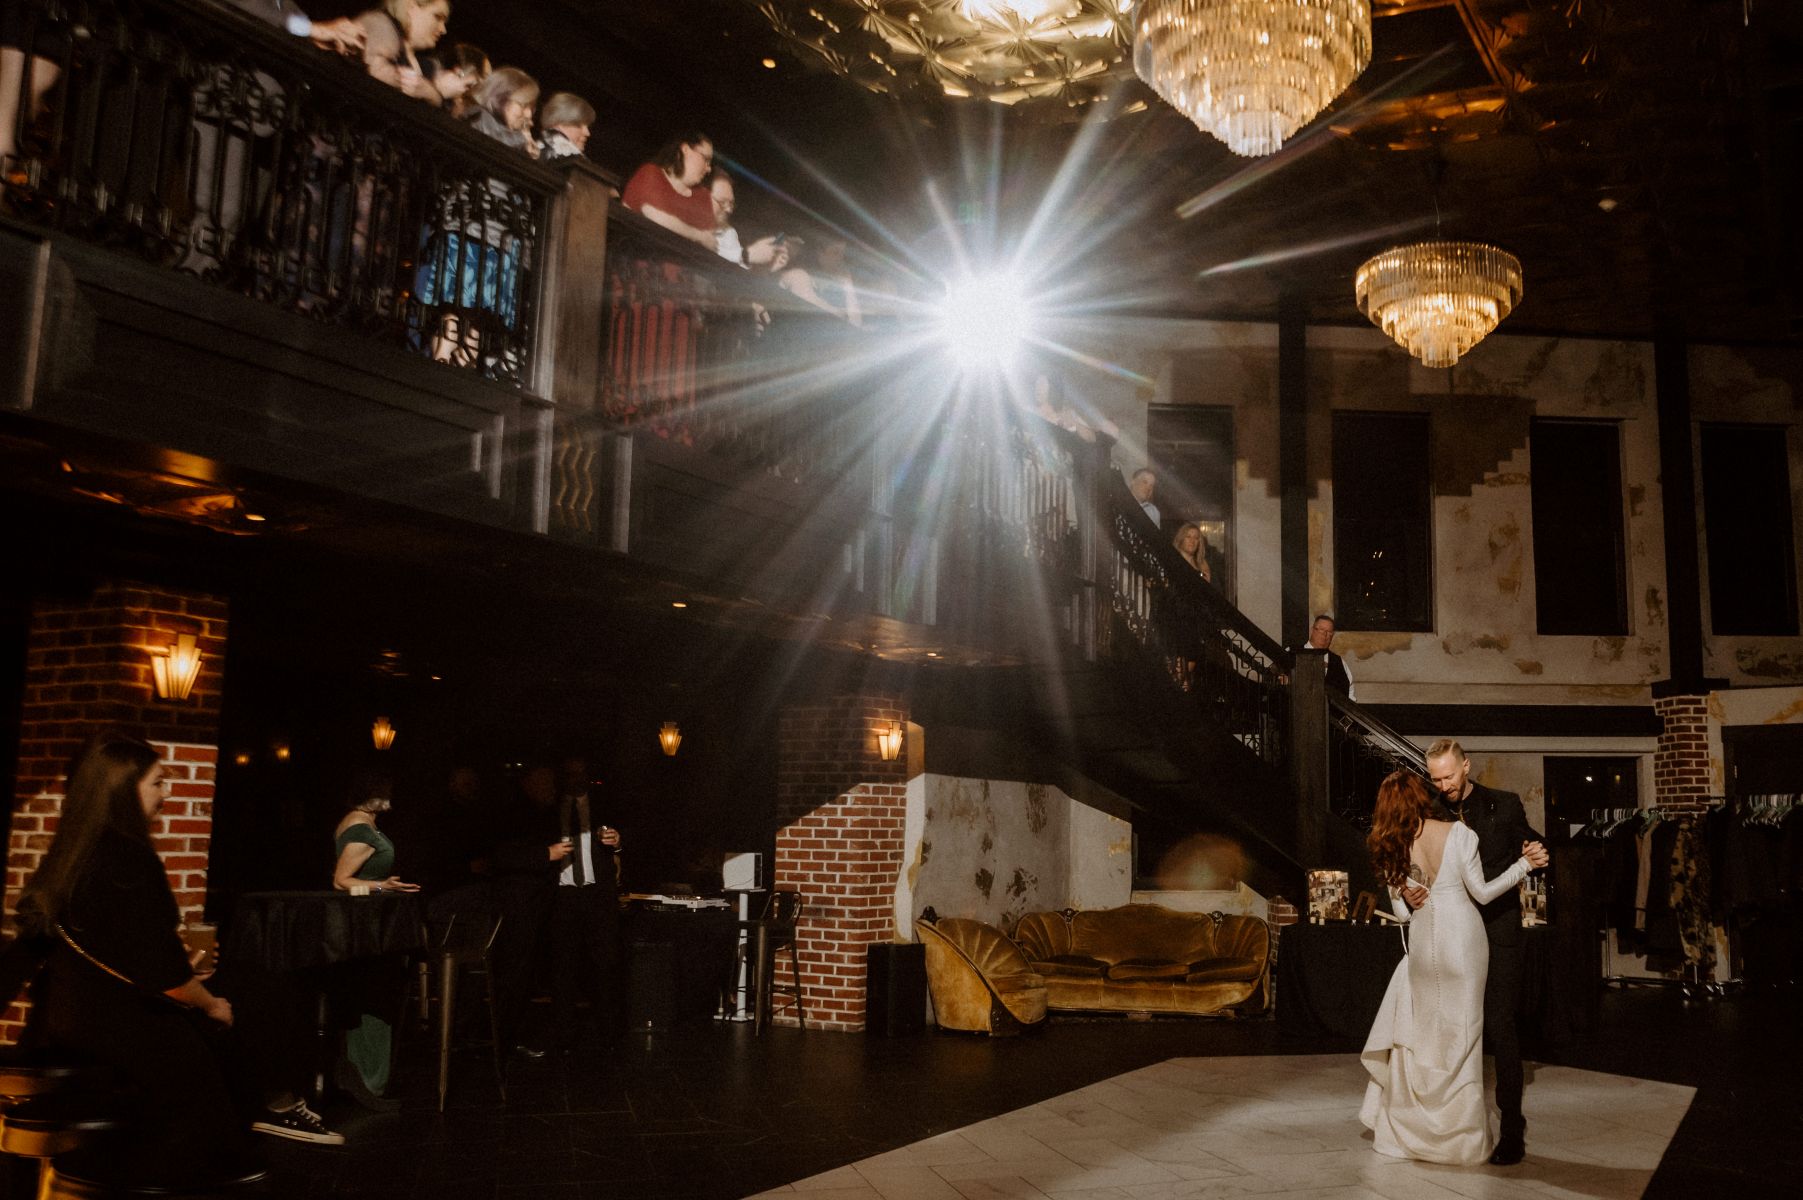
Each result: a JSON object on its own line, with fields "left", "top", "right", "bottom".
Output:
{"left": 1530, "top": 419, "right": 1628, "bottom": 635}
{"left": 1702, "top": 424, "right": 1798, "bottom": 635}
{"left": 1333, "top": 411, "right": 1433, "bottom": 631}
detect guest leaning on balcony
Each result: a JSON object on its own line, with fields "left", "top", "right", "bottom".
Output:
{"left": 538, "top": 92, "right": 595, "bottom": 161}
{"left": 623, "top": 131, "right": 720, "bottom": 251}
{"left": 16, "top": 734, "right": 343, "bottom": 1183}
{"left": 464, "top": 66, "right": 541, "bottom": 157}
{"left": 357, "top": 0, "right": 450, "bottom": 102}
{"left": 330, "top": 771, "right": 419, "bottom": 1111}
{"left": 430, "top": 41, "right": 490, "bottom": 118}
{"left": 416, "top": 67, "right": 541, "bottom": 366}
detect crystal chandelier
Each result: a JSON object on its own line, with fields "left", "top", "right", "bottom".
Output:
{"left": 1354, "top": 241, "right": 1524, "bottom": 368}
{"left": 1133, "top": 0, "right": 1372, "bottom": 157}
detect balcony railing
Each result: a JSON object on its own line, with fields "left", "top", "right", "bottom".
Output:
{"left": 2, "top": 0, "right": 562, "bottom": 387}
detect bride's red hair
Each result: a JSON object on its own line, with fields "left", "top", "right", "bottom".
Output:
{"left": 1367, "top": 770, "right": 1437, "bottom": 887}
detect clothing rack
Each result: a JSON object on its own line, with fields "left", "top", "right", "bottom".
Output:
{"left": 1593, "top": 798, "right": 1739, "bottom": 1001}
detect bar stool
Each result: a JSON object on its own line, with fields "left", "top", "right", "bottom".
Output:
{"left": 0, "top": 1051, "right": 124, "bottom": 1200}
{"left": 41, "top": 1148, "right": 268, "bottom": 1199}
{"left": 400, "top": 912, "right": 507, "bottom": 1111}
{"left": 748, "top": 890, "right": 806, "bottom": 1035}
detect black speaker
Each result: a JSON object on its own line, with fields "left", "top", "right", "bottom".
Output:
{"left": 626, "top": 940, "right": 677, "bottom": 1031}
{"left": 865, "top": 941, "right": 926, "bottom": 1035}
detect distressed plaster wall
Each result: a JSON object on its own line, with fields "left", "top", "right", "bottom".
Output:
{"left": 1134, "top": 319, "right": 1285, "bottom": 641}
{"left": 1690, "top": 345, "right": 1803, "bottom": 686}
{"left": 895, "top": 773, "right": 1131, "bottom": 931}
{"left": 1704, "top": 684, "right": 1803, "bottom": 794}
{"left": 1306, "top": 327, "right": 1669, "bottom": 705}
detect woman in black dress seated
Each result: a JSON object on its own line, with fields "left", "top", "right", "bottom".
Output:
{"left": 17, "top": 733, "right": 339, "bottom": 1180}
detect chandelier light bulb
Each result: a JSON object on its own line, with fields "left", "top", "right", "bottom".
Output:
{"left": 1134, "top": 0, "right": 1373, "bottom": 157}
{"left": 1355, "top": 241, "right": 1524, "bottom": 368}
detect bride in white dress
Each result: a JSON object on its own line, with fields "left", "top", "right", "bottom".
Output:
{"left": 1359, "top": 771, "right": 1548, "bottom": 1165}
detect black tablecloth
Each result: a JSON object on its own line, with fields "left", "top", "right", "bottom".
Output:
{"left": 226, "top": 890, "right": 427, "bottom": 973}
{"left": 1276, "top": 922, "right": 1565, "bottom": 1042}
{"left": 623, "top": 905, "right": 738, "bottom": 1026}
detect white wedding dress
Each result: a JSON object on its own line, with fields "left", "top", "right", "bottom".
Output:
{"left": 1360, "top": 821, "right": 1531, "bottom": 1165}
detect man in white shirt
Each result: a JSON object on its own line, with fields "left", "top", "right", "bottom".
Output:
{"left": 546, "top": 756, "right": 623, "bottom": 1050}
{"left": 708, "top": 171, "right": 788, "bottom": 271}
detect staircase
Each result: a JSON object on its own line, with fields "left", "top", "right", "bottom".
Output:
{"left": 920, "top": 409, "right": 1427, "bottom": 893}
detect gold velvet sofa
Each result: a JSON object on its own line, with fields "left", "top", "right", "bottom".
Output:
{"left": 1010, "top": 904, "right": 1271, "bottom": 1017}
{"left": 915, "top": 915, "right": 1048, "bottom": 1036}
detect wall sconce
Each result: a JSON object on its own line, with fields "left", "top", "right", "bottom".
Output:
{"left": 876, "top": 724, "right": 904, "bottom": 762}
{"left": 272, "top": 743, "right": 292, "bottom": 762}
{"left": 371, "top": 716, "right": 397, "bottom": 750}
{"left": 658, "top": 721, "right": 682, "bottom": 757}
{"left": 149, "top": 633, "right": 203, "bottom": 702}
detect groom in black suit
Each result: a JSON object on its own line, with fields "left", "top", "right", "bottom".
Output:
{"left": 1406, "top": 739, "right": 1546, "bottom": 1166}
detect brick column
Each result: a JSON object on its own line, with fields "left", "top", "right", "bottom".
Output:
{"left": 1652, "top": 694, "right": 1710, "bottom": 805}
{"left": 773, "top": 694, "right": 908, "bottom": 1032}
{"left": 3, "top": 582, "right": 228, "bottom": 1042}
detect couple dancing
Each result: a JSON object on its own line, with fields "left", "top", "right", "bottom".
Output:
{"left": 1360, "top": 740, "right": 1548, "bottom": 1167}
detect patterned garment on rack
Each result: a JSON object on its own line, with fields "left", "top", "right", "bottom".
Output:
{"left": 1671, "top": 821, "right": 1716, "bottom": 978}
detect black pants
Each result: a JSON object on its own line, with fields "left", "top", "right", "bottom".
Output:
{"left": 549, "top": 885, "right": 620, "bottom": 1044}
{"left": 1484, "top": 939, "right": 1526, "bottom": 1139}
{"left": 490, "top": 876, "right": 552, "bottom": 1051}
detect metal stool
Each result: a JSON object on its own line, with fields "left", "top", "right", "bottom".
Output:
{"left": 748, "top": 890, "right": 806, "bottom": 1034}
{"left": 42, "top": 1148, "right": 268, "bottom": 1199}
{"left": 0, "top": 1053, "right": 124, "bottom": 1200}
{"left": 400, "top": 912, "right": 507, "bottom": 1111}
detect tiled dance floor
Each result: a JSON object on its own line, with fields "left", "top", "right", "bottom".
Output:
{"left": 749, "top": 1054, "right": 1694, "bottom": 1200}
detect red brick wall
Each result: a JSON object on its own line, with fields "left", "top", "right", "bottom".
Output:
{"left": 3, "top": 583, "right": 227, "bottom": 1043}
{"left": 1653, "top": 694, "right": 1711, "bottom": 805}
{"left": 772, "top": 695, "right": 908, "bottom": 1032}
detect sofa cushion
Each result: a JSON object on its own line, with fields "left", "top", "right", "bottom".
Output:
{"left": 1031, "top": 955, "right": 1108, "bottom": 977}
{"left": 1107, "top": 958, "right": 1190, "bottom": 982}
{"left": 1185, "top": 956, "right": 1262, "bottom": 984}
{"left": 1070, "top": 905, "right": 1215, "bottom": 964}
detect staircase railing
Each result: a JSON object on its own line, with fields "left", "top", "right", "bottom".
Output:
{"left": 1327, "top": 693, "right": 1428, "bottom": 829}
{"left": 1089, "top": 453, "right": 1292, "bottom": 767}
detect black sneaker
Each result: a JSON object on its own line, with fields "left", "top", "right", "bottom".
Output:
{"left": 252, "top": 1102, "right": 345, "bottom": 1146}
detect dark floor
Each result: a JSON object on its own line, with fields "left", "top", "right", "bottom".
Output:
{"left": 239, "top": 985, "right": 1800, "bottom": 1200}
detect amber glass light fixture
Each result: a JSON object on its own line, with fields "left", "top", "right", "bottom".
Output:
{"left": 149, "top": 633, "right": 203, "bottom": 702}
{"left": 1354, "top": 241, "right": 1524, "bottom": 367}
{"left": 876, "top": 724, "right": 905, "bottom": 762}
{"left": 1133, "top": 0, "right": 1372, "bottom": 156}
{"left": 371, "top": 716, "right": 397, "bottom": 750}
{"left": 658, "top": 721, "right": 683, "bottom": 757}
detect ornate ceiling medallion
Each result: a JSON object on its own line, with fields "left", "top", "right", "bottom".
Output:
{"left": 753, "top": 0, "right": 1135, "bottom": 108}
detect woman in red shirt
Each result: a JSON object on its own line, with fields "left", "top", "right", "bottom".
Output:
{"left": 622, "top": 131, "right": 718, "bottom": 250}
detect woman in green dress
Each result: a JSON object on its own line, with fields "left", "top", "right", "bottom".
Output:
{"left": 331, "top": 775, "right": 418, "bottom": 1107}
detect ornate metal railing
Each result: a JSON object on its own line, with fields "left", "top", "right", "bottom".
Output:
{"left": 1092, "top": 465, "right": 1291, "bottom": 765}
{"left": 1, "top": 0, "right": 561, "bottom": 386}
{"left": 1326, "top": 693, "right": 1427, "bottom": 829}
{"left": 594, "top": 205, "right": 857, "bottom": 480}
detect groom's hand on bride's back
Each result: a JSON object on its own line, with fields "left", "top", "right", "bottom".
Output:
{"left": 1400, "top": 883, "right": 1428, "bottom": 909}
{"left": 1522, "top": 840, "right": 1549, "bottom": 869}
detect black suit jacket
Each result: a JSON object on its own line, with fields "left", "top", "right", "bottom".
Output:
{"left": 1438, "top": 782, "right": 1542, "bottom": 947}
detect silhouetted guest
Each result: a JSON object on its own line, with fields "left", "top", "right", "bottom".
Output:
{"left": 547, "top": 756, "right": 624, "bottom": 1049}
{"left": 19, "top": 734, "right": 341, "bottom": 1181}
{"left": 429, "top": 41, "right": 489, "bottom": 117}
{"left": 622, "top": 131, "right": 718, "bottom": 250}
{"left": 487, "top": 764, "right": 562, "bottom": 1057}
